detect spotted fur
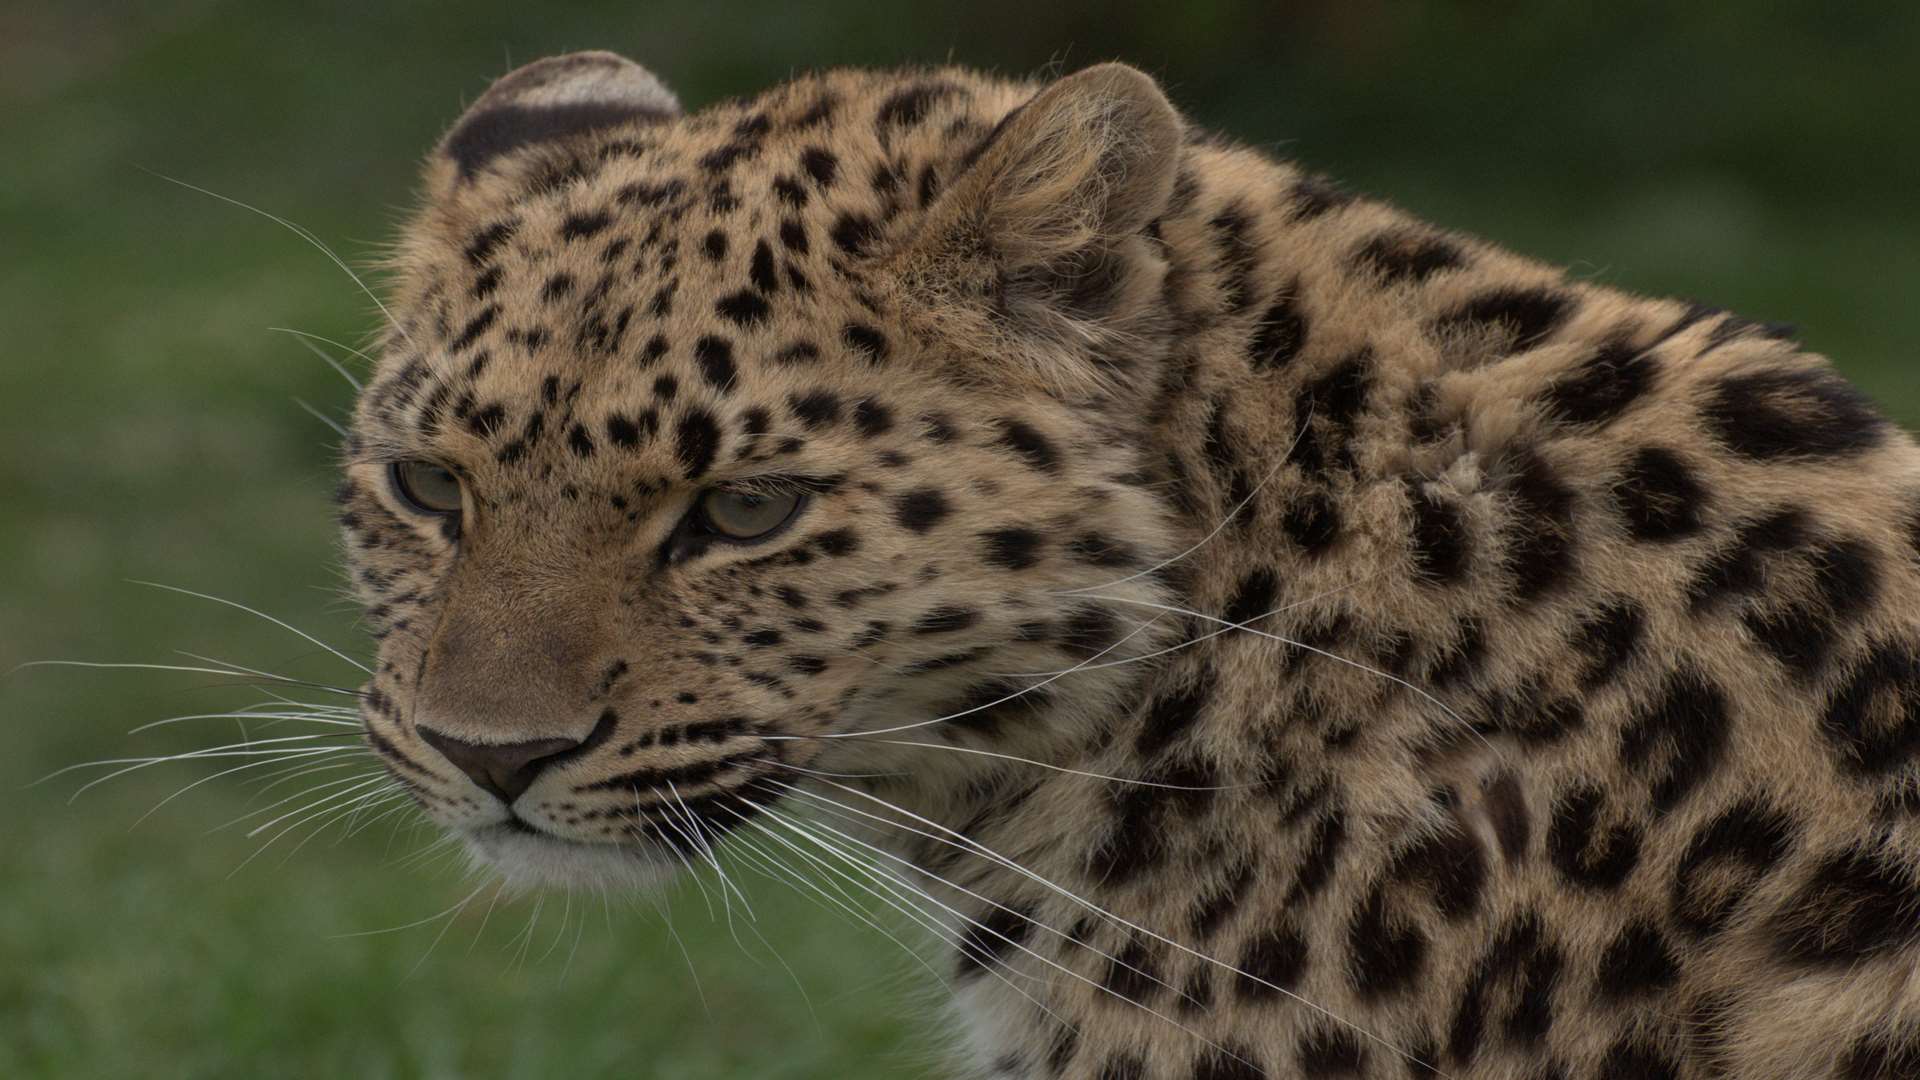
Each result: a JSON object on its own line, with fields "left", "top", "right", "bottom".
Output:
{"left": 342, "top": 52, "right": 1920, "bottom": 1078}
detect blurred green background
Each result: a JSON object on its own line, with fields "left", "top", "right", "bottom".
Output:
{"left": 3, "top": 2, "right": 1916, "bottom": 1077}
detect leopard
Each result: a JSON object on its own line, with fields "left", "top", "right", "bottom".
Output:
{"left": 337, "top": 50, "right": 1920, "bottom": 1079}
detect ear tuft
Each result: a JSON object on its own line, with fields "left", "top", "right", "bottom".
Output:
{"left": 441, "top": 52, "right": 681, "bottom": 181}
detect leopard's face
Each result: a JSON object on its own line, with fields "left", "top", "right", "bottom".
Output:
{"left": 336, "top": 55, "right": 1184, "bottom": 888}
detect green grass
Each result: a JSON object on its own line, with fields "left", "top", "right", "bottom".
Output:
{"left": 3, "top": 3, "right": 1916, "bottom": 1076}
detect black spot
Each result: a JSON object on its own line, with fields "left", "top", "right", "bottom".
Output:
{"left": 1135, "top": 675, "right": 1211, "bottom": 758}
{"left": 560, "top": 210, "right": 611, "bottom": 240}
{"left": 1540, "top": 339, "right": 1657, "bottom": 427}
{"left": 450, "top": 305, "right": 499, "bottom": 353}
{"left": 614, "top": 178, "right": 686, "bottom": 207}
{"left": 675, "top": 409, "right": 721, "bottom": 479}
{"left": 465, "top": 402, "right": 506, "bottom": 439}
{"left": 1703, "top": 368, "right": 1888, "bottom": 460}
{"left": 1060, "top": 607, "right": 1121, "bottom": 657}
{"left": 1686, "top": 509, "right": 1809, "bottom": 610}
{"left": 715, "top": 289, "right": 770, "bottom": 327}
{"left": 778, "top": 218, "right": 809, "bottom": 252}
{"left": 605, "top": 413, "right": 644, "bottom": 449}
{"left": 1572, "top": 599, "right": 1644, "bottom": 689}
{"left": 788, "top": 391, "right": 842, "bottom": 430}
{"left": 1822, "top": 640, "right": 1920, "bottom": 775}
{"left": 799, "top": 146, "right": 838, "bottom": 187}
{"left": 652, "top": 373, "right": 679, "bottom": 403}
{"left": 1355, "top": 228, "right": 1466, "bottom": 284}
{"left": 749, "top": 240, "right": 779, "bottom": 294}
{"left": 1067, "top": 534, "right": 1138, "bottom": 568}
{"left": 1771, "top": 845, "right": 1920, "bottom": 966}
{"left": 893, "top": 488, "right": 950, "bottom": 533}
{"left": 1595, "top": 920, "right": 1679, "bottom": 1000}
{"left": 1288, "top": 172, "right": 1356, "bottom": 221}
{"left": 955, "top": 904, "right": 1033, "bottom": 980}
{"left": 1100, "top": 934, "right": 1162, "bottom": 1006}
{"left": 1248, "top": 287, "right": 1309, "bottom": 371}
{"left": 994, "top": 419, "right": 1059, "bottom": 473}
{"left": 1407, "top": 485, "right": 1471, "bottom": 584}
{"left": 1193, "top": 1046, "right": 1267, "bottom": 1080}
{"left": 701, "top": 229, "right": 727, "bottom": 260}
{"left": 1745, "top": 537, "right": 1881, "bottom": 678}
{"left": 831, "top": 212, "right": 878, "bottom": 255}
{"left": 1188, "top": 860, "right": 1254, "bottom": 940}
{"left": 1548, "top": 787, "right": 1641, "bottom": 891}
{"left": 1671, "top": 797, "right": 1795, "bottom": 939}
{"left": 1222, "top": 568, "right": 1276, "bottom": 630}
{"left": 1296, "top": 1025, "right": 1366, "bottom": 1075}
{"left": 1427, "top": 618, "right": 1487, "bottom": 690}
{"left": 812, "top": 528, "right": 859, "bottom": 557}
{"left": 1617, "top": 446, "right": 1709, "bottom": 542}
{"left": 693, "top": 336, "right": 736, "bottom": 390}
{"left": 1500, "top": 450, "right": 1577, "bottom": 602}
{"left": 1620, "top": 667, "right": 1729, "bottom": 812}
{"left": 1234, "top": 924, "right": 1309, "bottom": 1000}
{"left": 1287, "top": 810, "right": 1347, "bottom": 904}
{"left": 464, "top": 219, "right": 517, "bottom": 265}
{"left": 1435, "top": 287, "right": 1575, "bottom": 356}
{"left": 1448, "top": 911, "right": 1562, "bottom": 1063}
{"left": 914, "top": 607, "right": 980, "bottom": 635}
{"left": 1348, "top": 887, "right": 1426, "bottom": 999}
{"left": 876, "top": 82, "right": 956, "bottom": 130}
{"left": 1840, "top": 1034, "right": 1920, "bottom": 1079}
{"left": 980, "top": 528, "right": 1042, "bottom": 570}
{"left": 775, "top": 341, "right": 820, "bottom": 365}
{"left": 1599, "top": 1038, "right": 1679, "bottom": 1080}
{"left": 842, "top": 324, "right": 888, "bottom": 364}
{"left": 852, "top": 399, "right": 892, "bottom": 437}
{"left": 566, "top": 423, "right": 594, "bottom": 457}
{"left": 1396, "top": 824, "right": 1487, "bottom": 920}
{"left": 1282, "top": 492, "right": 1341, "bottom": 555}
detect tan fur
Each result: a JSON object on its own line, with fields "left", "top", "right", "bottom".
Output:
{"left": 341, "top": 54, "right": 1920, "bottom": 1078}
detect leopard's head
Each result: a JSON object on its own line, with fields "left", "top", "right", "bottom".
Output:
{"left": 340, "top": 53, "right": 1187, "bottom": 888}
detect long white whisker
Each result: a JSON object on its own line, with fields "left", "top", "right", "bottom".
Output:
{"left": 141, "top": 168, "right": 411, "bottom": 346}
{"left": 131, "top": 581, "right": 372, "bottom": 675}
{"left": 272, "top": 328, "right": 367, "bottom": 390}
{"left": 765, "top": 774, "right": 1452, "bottom": 1078}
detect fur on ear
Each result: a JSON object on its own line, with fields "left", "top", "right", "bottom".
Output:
{"left": 438, "top": 51, "right": 680, "bottom": 182}
{"left": 899, "top": 63, "right": 1183, "bottom": 400}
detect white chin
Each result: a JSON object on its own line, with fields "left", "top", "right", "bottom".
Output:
{"left": 461, "top": 825, "right": 681, "bottom": 892}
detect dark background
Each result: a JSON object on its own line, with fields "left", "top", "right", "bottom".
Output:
{"left": 4, "top": 3, "right": 1916, "bottom": 1075}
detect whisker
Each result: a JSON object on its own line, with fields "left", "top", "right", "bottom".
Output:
{"left": 1077, "top": 591, "right": 1496, "bottom": 756}
{"left": 270, "top": 327, "right": 368, "bottom": 390}
{"left": 765, "top": 774, "right": 1452, "bottom": 1077}
{"left": 141, "top": 168, "right": 412, "bottom": 347}
{"left": 131, "top": 582, "right": 372, "bottom": 675}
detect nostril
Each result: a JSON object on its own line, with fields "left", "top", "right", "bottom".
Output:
{"left": 417, "top": 727, "right": 581, "bottom": 804}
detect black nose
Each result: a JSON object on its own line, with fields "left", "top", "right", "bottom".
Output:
{"left": 416, "top": 728, "right": 581, "bottom": 804}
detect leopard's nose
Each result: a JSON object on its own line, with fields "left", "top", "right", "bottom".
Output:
{"left": 416, "top": 728, "right": 581, "bottom": 804}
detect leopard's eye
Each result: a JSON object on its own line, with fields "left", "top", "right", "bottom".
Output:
{"left": 698, "top": 489, "right": 802, "bottom": 540}
{"left": 389, "top": 461, "right": 464, "bottom": 516}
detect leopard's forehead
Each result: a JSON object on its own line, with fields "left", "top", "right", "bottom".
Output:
{"left": 356, "top": 69, "right": 1027, "bottom": 493}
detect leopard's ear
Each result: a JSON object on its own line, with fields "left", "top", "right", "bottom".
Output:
{"left": 432, "top": 51, "right": 680, "bottom": 186}
{"left": 900, "top": 63, "right": 1182, "bottom": 398}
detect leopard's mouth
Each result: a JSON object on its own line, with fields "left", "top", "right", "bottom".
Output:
{"left": 462, "top": 818, "right": 684, "bottom": 891}
{"left": 461, "top": 792, "right": 776, "bottom": 891}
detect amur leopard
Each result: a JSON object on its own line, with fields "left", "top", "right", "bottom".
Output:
{"left": 337, "top": 52, "right": 1920, "bottom": 1078}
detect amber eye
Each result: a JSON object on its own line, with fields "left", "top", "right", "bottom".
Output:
{"left": 389, "top": 461, "right": 464, "bottom": 516}
{"left": 698, "top": 489, "right": 802, "bottom": 540}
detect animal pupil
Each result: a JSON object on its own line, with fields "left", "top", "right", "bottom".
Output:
{"left": 264, "top": 50, "right": 1920, "bottom": 1080}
